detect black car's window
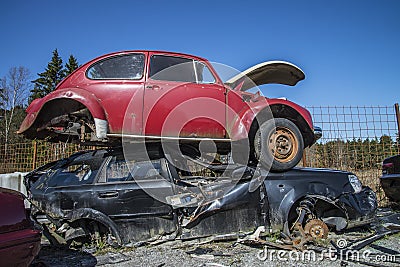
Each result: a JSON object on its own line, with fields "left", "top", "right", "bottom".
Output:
{"left": 105, "top": 156, "right": 163, "bottom": 183}
{"left": 87, "top": 53, "right": 145, "bottom": 80}
{"left": 47, "top": 156, "right": 103, "bottom": 187}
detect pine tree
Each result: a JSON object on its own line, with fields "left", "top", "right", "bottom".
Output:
{"left": 29, "top": 49, "right": 65, "bottom": 102}
{"left": 65, "top": 55, "right": 79, "bottom": 76}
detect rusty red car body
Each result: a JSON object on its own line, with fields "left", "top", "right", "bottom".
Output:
{"left": 19, "top": 50, "right": 321, "bottom": 171}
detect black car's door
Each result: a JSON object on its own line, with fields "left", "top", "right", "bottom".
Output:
{"left": 90, "top": 155, "right": 175, "bottom": 221}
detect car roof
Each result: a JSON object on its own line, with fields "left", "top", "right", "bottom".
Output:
{"left": 56, "top": 50, "right": 210, "bottom": 90}
{"left": 84, "top": 50, "right": 208, "bottom": 67}
{"left": 67, "top": 144, "right": 164, "bottom": 162}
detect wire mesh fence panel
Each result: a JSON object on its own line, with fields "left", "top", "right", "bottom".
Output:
{"left": 0, "top": 141, "right": 86, "bottom": 173}
{"left": 304, "top": 105, "right": 399, "bottom": 205}
{"left": 0, "top": 142, "right": 33, "bottom": 173}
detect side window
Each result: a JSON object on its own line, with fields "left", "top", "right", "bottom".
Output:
{"left": 105, "top": 156, "right": 163, "bottom": 183}
{"left": 149, "top": 55, "right": 196, "bottom": 82}
{"left": 105, "top": 156, "right": 132, "bottom": 182}
{"left": 87, "top": 53, "right": 145, "bottom": 79}
{"left": 194, "top": 61, "right": 215, "bottom": 84}
{"left": 47, "top": 157, "right": 103, "bottom": 187}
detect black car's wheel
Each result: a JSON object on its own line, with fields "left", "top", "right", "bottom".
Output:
{"left": 254, "top": 118, "right": 304, "bottom": 172}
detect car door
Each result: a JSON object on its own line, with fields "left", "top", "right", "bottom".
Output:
{"left": 35, "top": 151, "right": 107, "bottom": 214}
{"left": 143, "top": 53, "right": 227, "bottom": 139}
{"left": 85, "top": 52, "right": 148, "bottom": 135}
{"left": 90, "top": 154, "right": 175, "bottom": 221}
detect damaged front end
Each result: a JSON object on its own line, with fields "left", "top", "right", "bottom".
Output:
{"left": 265, "top": 168, "right": 377, "bottom": 237}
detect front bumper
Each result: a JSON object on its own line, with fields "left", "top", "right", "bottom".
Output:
{"left": 313, "top": 126, "right": 322, "bottom": 142}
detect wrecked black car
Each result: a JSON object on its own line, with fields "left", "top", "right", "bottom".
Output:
{"left": 381, "top": 154, "right": 400, "bottom": 202}
{"left": 24, "top": 145, "right": 377, "bottom": 247}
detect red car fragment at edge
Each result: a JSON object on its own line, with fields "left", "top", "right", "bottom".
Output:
{"left": 0, "top": 188, "right": 41, "bottom": 267}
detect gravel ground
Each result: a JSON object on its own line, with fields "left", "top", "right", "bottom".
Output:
{"left": 31, "top": 211, "right": 400, "bottom": 267}
{"left": 31, "top": 232, "right": 400, "bottom": 267}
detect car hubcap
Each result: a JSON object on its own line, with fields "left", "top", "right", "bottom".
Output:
{"left": 269, "top": 127, "right": 298, "bottom": 163}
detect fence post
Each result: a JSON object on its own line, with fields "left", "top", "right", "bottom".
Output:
{"left": 396, "top": 103, "right": 400, "bottom": 145}
{"left": 32, "top": 141, "right": 37, "bottom": 170}
{"left": 302, "top": 150, "right": 307, "bottom": 167}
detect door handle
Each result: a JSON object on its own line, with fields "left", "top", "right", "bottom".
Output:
{"left": 98, "top": 191, "right": 119, "bottom": 198}
{"left": 146, "top": 85, "right": 160, "bottom": 90}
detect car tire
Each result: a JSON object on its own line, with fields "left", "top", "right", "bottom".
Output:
{"left": 254, "top": 118, "right": 304, "bottom": 172}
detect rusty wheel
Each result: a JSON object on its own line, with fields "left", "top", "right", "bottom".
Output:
{"left": 269, "top": 127, "right": 298, "bottom": 163}
{"left": 254, "top": 118, "right": 304, "bottom": 172}
{"left": 304, "top": 219, "right": 329, "bottom": 239}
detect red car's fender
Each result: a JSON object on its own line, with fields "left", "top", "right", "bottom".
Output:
{"left": 19, "top": 88, "right": 107, "bottom": 136}
{"left": 229, "top": 98, "right": 314, "bottom": 145}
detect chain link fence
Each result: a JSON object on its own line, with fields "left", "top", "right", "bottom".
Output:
{"left": 1, "top": 104, "right": 399, "bottom": 204}
{"left": 0, "top": 141, "right": 87, "bottom": 173}
{"left": 303, "top": 104, "right": 400, "bottom": 204}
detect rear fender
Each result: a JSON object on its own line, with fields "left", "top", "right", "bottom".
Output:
{"left": 19, "top": 88, "right": 108, "bottom": 138}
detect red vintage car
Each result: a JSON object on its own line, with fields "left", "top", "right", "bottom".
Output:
{"left": 19, "top": 51, "right": 321, "bottom": 171}
{"left": 0, "top": 188, "right": 41, "bottom": 267}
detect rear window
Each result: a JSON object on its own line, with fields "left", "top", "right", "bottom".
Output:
{"left": 87, "top": 53, "right": 145, "bottom": 80}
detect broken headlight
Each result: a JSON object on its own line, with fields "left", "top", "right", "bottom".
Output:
{"left": 348, "top": 174, "right": 362, "bottom": 193}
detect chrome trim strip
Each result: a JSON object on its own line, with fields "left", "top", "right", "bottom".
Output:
{"left": 107, "top": 133, "right": 232, "bottom": 142}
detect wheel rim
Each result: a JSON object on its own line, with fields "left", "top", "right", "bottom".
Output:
{"left": 268, "top": 127, "right": 298, "bottom": 163}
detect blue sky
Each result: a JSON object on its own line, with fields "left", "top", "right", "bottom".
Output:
{"left": 1, "top": 0, "right": 399, "bottom": 107}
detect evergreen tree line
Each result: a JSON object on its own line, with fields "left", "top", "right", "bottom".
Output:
{"left": 0, "top": 49, "right": 79, "bottom": 144}
{"left": 29, "top": 49, "right": 79, "bottom": 103}
{"left": 309, "top": 135, "right": 399, "bottom": 170}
